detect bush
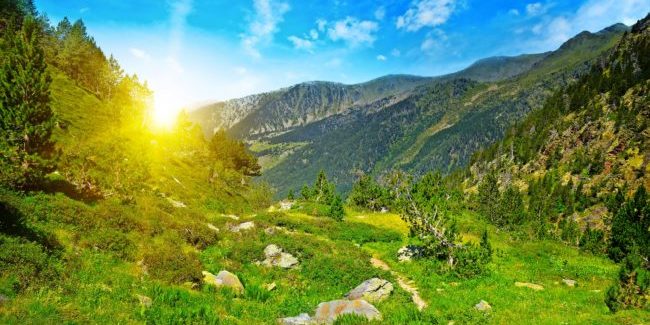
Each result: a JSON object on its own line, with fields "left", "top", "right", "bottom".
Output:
{"left": 327, "top": 195, "right": 345, "bottom": 221}
{"left": 605, "top": 248, "right": 649, "bottom": 312}
{"left": 142, "top": 240, "right": 202, "bottom": 284}
{"left": 0, "top": 235, "right": 60, "bottom": 293}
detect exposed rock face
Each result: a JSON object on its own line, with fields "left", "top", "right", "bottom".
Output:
{"left": 475, "top": 300, "right": 492, "bottom": 311}
{"left": 230, "top": 221, "right": 255, "bottom": 232}
{"left": 278, "top": 313, "right": 314, "bottom": 325}
{"left": 515, "top": 282, "right": 544, "bottom": 291}
{"left": 261, "top": 244, "right": 299, "bottom": 268}
{"left": 313, "top": 299, "right": 381, "bottom": 323}
{"left": 345, "top": 278, "right": 393, "bottom": 302}
{"left": 202, "top": 270, "right": 244, "bottom": 294}
{"left": 562, "top": 279, "right": 577, "bottom": 287}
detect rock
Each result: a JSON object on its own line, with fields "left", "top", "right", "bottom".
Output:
{"left": 280, "top": 200, "right": 295, "bottom": 211}
{"left": 0, "top": 294, "right": 9, "bottom": 305}
{"left": 475, "top": 300, "right": 491, "bottom": 311}
{"left": 345, "top": 278, "right": 393, "bottom": 302}
{"left": 230, "top": 221, "right": 255, "bottom": 232}
{"left": 313, "top": 299, "right": 381, "bottom": 323}
{"left": 207, "top": 223, "right": 219, "bottom": 232}
{"left": 136, "top": 294, "right": 152, "bottom": 308}
{"left": 380, "top": 207, "right": 388, "bottom": 213}
{"left": 265, "top": 282, "right": 277, "bottom": 291}
{"left": 515, "top": 282, "right": 544, "bottom": 291}
{"left": 397, "top": 245, "right": 425, "bottom": 262}
{"left": 202, "top": 270, "right": 244, "bottom": 294}
{"left": 562, "top": 279, "right": 577, "bottom": 287}
{"left": 261, "top": 244, "right": 299, "bottom": 269}
{"left": 278, "top": 313, "right": 314, "bottom": 325}
{"left": 167, "top": 198, "right": 186, "bottom": 208}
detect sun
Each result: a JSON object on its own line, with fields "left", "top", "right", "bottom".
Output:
{"left": 152, "top": 89, "right": 184, "bottom": 129}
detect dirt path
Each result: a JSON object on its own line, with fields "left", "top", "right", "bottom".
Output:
{"left": 370, "top": 257, "right": 428, "bottom": 311}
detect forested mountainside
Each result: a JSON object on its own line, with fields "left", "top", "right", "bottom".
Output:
{"left": 207, "top": 24, "right": 626, "bottom": 195}
{"left": 464, "top": 13, "right": 650, "bottom": 247}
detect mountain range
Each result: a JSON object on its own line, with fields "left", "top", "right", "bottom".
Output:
{"left": 190, "top": 23, "right": 629, "bottom": 195}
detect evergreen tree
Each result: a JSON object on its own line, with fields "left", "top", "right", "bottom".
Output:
{"left": 287, "top": 188, "right": 294, "bottom": 200}
{"left": 478, "top": 170, "right": 500, "bottom": 224}
{"left": 608, "top": 187, "right": 650, "bottom": 262}
{"left": 498, "top": 185, "right": 526, "bottom": 227}
{"left": 313, "top": 169, "right": 334, "bottom": 204}
{"left": 300, "top": 184, "right": 312, "bottom": 200}
{"left": 0, "top": 16, "right": 55, "bottom": 188}
{"left": 327, "top": 194, "right": 345, "bottom": 221}
{"left": 605, "top": 247, "right": 649, "bottom": 312}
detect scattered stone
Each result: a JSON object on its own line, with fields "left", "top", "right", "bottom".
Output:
{"left": 345, "top": 278, "right": 394, "bottom": 302}
{"left": 136, "top": 294, "right": 152, "bottom": 308}
{"left": 260, "top": 244, "right": 299, "bottom": 269}
{"left": 207, "top": 223, "right": 219, "bottom": 232}
{"left": 0, "top": 294, "right": 9, "bottom": 305}
{"left": 562, "top": 279, "right": 577, "bottom": 287}
{"left": 397, "top": 245, "right": 425, "bottom": 262}
{"left": 515, "top": 282, "right": 544, "bottom": 291}
{"left": 230, "top": 221, "right": 255, "bottom": 232}
{"left": 475, "top": 300, "right": 492, "bottom": 312}
{"left": 313, "top": 299, "right": 381, "bottom": 323}
{"left": 222, "top": 214, "right": 240, "bottom": 220}
{"left": 265, "top": 282, "right": 277, "bottom": 291}
{"left": 278, "top": 313, "right": 314, "bottom": 325}
{"left": 380, "top": 207, "right": 388, "bottom": 213}
{"left": 167, "top": 198, "right": 186, "bottom": 208}
{"left": 202, "top": 270, "right": 244, "bottom": 294}
{"left": 280, "top": 200, "right": 295, "bottom": 211}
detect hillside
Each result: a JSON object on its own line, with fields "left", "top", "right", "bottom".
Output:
{"left": 218, "top": 24, "right": 627, "bottom": 195}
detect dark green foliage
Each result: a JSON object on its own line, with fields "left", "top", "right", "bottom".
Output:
{"left": 141, "top": 241, "right": 202, "bottom": 285}
{"left": 559, "top": 216, "right": 580, "bottom": 246}
{"left": 608, "top": 187, "right": 650, "bottom": 262}
{"left": 347, "top": 174, "right": 391, "bottom": 211}
{"left": 605, "top": 247, "right": 649, "bottom": 312}
{"left": 313, "top": 169, "right": 335, "bottom": 204}
{"left": 287, "top": 188, "right": 294, "bottom": 200}
{"left": 327, "top": 194, "right": 345, "bottom": 221}
{"left": 0, "top": 0, "right": 35, "bottom": 27}
{"left": 209, "top": 130, "right": 261, "bottom": 176}
{"left": 498, "top": 185, "right": 526, "bottom": 227}
{"left": 0, "top": 16, "right": 55, "bottom": 189}
{"left": 579, "top": 225, "right": 606, "bottom": 255}
{"left": 477, "top": 171, "right": 499, "bottom": 224}
{"left": 0, "top": 234, "right": 59, "bottom": 293}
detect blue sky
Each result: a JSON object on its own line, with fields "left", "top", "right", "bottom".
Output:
{"left": 36, "top": 0, "right": 650, "bottom": 108}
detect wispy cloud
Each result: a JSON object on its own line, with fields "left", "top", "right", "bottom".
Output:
{"left": 396, "top": 0, "right": 458, "bottom": 32}
{"left": 374, "top": 6, "right": 386, "bottom": 20}
{"left": 129, "top": 48, "right": 151, "bottom": 61}
{"left": 288, "top": 35, "right": 314, "bottom": 52}
{"left": 327, "top": 17, "right": 379, "bottom": 47}
{"left": 525, "top": 2, "right": 546, "bottom": 16}
{"left": 241, "top": 0, "right": 290, "bottom": 58}
{"left": 376, "top": 54, "right": 387, "bottom": 61}
{"left": 420, "top": 29, "right": 448, "bottom": 53}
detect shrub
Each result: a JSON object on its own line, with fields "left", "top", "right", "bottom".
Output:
{"left": 605, "top": 247, "right": 649, "bottom": 312}
{"left": 142, "top": 240, "right": 202, "bottom": 284}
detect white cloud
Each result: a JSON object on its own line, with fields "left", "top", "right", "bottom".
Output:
{"left": 241, "top": 0, "right": 291, "bottom": 58}
{"left": 79, "top": 7, "right": 89, "bottom": 13}
{"left": 129, "top": 48, "right": 151, "bottom": 60}
{"left": 374, "top": 6, "right": 386, "bottom": 20}
{"left": 391, "top": 48, "right": 401, "bottom": 57}
{"left": 420, "top": 29, "right": 448, "bottom": 53}
{"left": 376, "top": 54, "right": 387, "bottom": 61}
{"left": 526, "top": 3, "right": 544, "bottom": 16}
{"left": 327, "top": 17, "right": 379, "bottom": 47}
{"left": 288, "top": 35, "right": 314, "bottom": 52}
{"left": 396, "top": 0, "right": 457, "bottom": 32}
{"left": 316, "top": 18, "right": 328, "bottom": 32}
{"left": 508, "top": 9, "right": 520, "bottom": 16}
{"left": 309, "top": 29, "right": 319, "bottom": 39}
{"left": 326, "top": 58, "right": 342, "bottom": 67}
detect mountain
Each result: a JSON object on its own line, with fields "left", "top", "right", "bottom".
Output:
{"left": 190, "top": 24, "right": 628, "bottom": 195}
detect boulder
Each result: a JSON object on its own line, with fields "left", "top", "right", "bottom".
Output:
{"left": 136, "top": 294, "right": 152, "bottom": 308}
{"left": 202, "top": 270, "right": 244, "bottom": 294}
{"left": 230, "top": 221, "right": 255, "bottom": 232}
{"left": 475, "top": 300, "right": 491, "bottom": 311}
{"left": 397, "top": 245, "right": 425, "bottom": 262}
{"left": 562, "top": 279, "right": 577, "bottom": 287}
{"left": 278, "top": 313, "right": 314, "bottom": 325}
{"left": 313, "top": 299, "right": 381, "bottom": 323}
{"left": 261, "top": 244, "right": 299, "bottom": 269}
{"left": 345, "top": 278, "right": 393, "bottom": 302}
{"left": 514, "top": 282, "right": 544, "bottom": 291}
{"left": 280, "top": 200, "right": 295, "bottom": 211}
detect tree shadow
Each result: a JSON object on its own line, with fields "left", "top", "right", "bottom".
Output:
{"left": 0, "top": 200, "right": 60, "bottom": 251}
{"left": 40, "top": 178, "right": 101, "bottom": 203}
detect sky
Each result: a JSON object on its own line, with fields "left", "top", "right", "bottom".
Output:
{"left": 36, "top": 0, "right": 650, "bottom": 110}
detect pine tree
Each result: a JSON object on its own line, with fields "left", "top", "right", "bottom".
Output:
{"left": 327, "top": 194, "right": 345, "bottom": 221}
{"left": 478, "top": 170, "right": 500, "bottom": 224}
{"left": 0, "top": 16, "right": 55, "bottom": 189}
{"left": 605, "top": 247, "right": 649, "bottom": 312}
{"left": 608, "top": 187, "right": 650, "bottom": 262}
{"left": 287, "top": 188, "right": 294, "bottom": 200}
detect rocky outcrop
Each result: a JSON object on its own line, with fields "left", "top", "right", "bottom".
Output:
{"left": 230, "top": 221, "right": 255, "bottom": 232}
{"left": 475, "top": 300, "right": 492, "bottom": 311}
{"left": 345, "top": 278, "right": 393, "bottom": 302}
{"left": 202, "top": 270, "right": 244, "bottom": 294}
{"left": 260, "top": 244, "right": 299, "bottom": 269}
{"left": 397, "top": 245, "right": 425, "bottom": 262}
{"left": 278, "top": 313, "right": 314, "bottom": 325}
